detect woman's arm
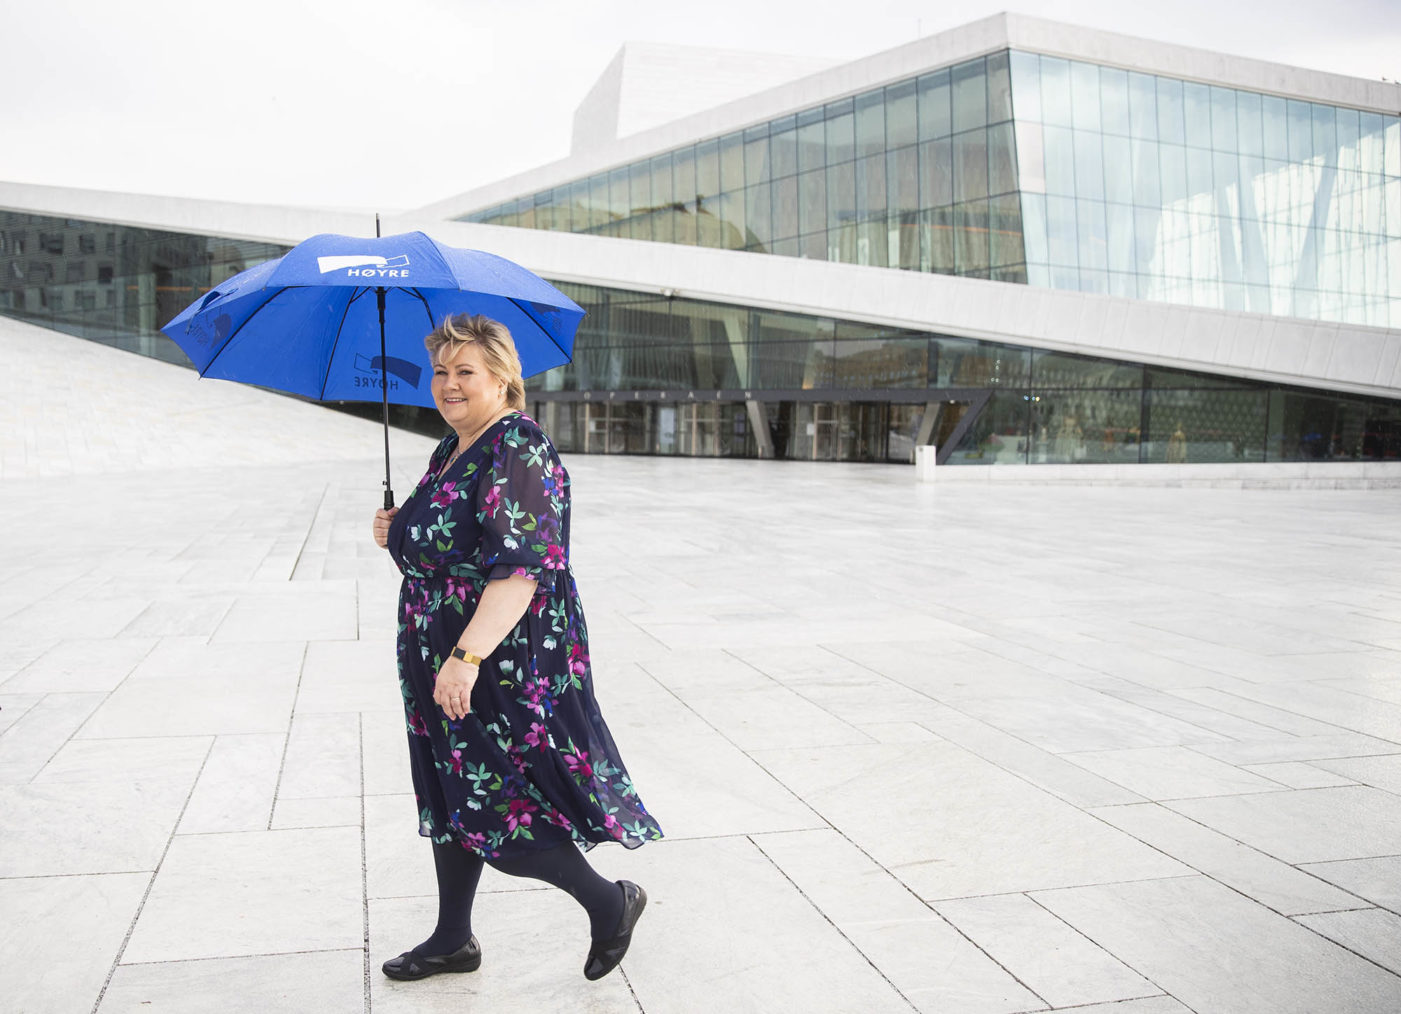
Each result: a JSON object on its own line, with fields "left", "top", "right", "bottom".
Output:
{"left": 433, "top": 573, "right": 537, "bottom": 720}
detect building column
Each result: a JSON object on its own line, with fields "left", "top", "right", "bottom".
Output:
{"left": 746, "top": 399, "right": 773, "bottom": 458}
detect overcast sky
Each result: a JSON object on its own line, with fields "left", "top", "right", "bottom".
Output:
{"left": 3, "top": 0, "right": 1396, "bottom": 212}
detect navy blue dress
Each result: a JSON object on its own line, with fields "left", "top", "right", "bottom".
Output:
{"left": 387, "top": 413, "right": 662, "bottom": 858}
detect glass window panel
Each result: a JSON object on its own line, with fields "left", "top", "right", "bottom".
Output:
{"left": 1074, "top": 129, "right": 1105, "bottom": 201}
{"left": 956, "top": 199, "right": 990, "bottom": 273}
{"left": 1034, "top": 351, "right": 1143, "bottom": 388}
{"left": 886, "top": 80, "right": 917, "bottom": 148}
{"left": 856, "top": 153, "right": 887, "bottom": 221}
{"left": 1016, "top": 121, "right": 1046, "bottom": 193}
{"left": 832, "top": 337, "right": 929, "bottom": 387}
{"left": 1103, "top": 135, "right": 1132, "bottom": 204}
{"left": 1009, "top": 50, "right": 1041, "bottom": 122}
{"left": 954, "top": 129, "right": 989, "bottom": 203}
{"left": 1076, "top": 199, "right": 1107, "bottom": 271}
{"left": 1157, "top": 77, "right": 1185, "bottom": 145}
{"left": 1237, "top": 91, "right": 1263, "bottom": 157}
{"left": 855, "top": 218, "right": 889, "bottom": 267}
{"left": 1213, "top": 150, "right": 1238, "bottom": 195}
{"left": 1134, "top": 206, "right": 1162, "bottom": 273}
{"left": 952, "top": 58, "right": 988, "bottom": 133}
{"left": 1044, "top": 125, "right": 1076, "bottom": 196}
{"left": 695, "top": 139, "right": 720, "bottom": 199}
{"left": 589, "top": 174, "right": 610, "bottom": 230}
{"left": 1146, "top": 387, "right": 1266, "bottom": 462}
{"left": 770, "top": 116, "right": 799, "bottom": 177}
{"left": 1357, "top": 112, "right": 1383, "bottom": 173}
{"left": 826, "top": 104, "right": 856, "bottom": 165}
{"left": 1099, "top": 67, "right": 1130, "bottom": 136}
{"left": 1032, "top": 388, "right": 1143, "bottom": 463}
{"left": 1040, "top": 57, "right": 1072, "bottom": 128}
{"left": 1105, "top": 202, "right": 1135, "bottom": 273}
{"left": 1386, "top": 116, "right": 1401, "bottom": 177}
{"left": 890, "top": 210, "right": 921, "bottom": 270}
{"left": 650, "top": 153, "right": 673, "bottom": 206}
{"left": 752, "top": 340, "right": 831, "bottom": 389}
{"left": 1161, "top": 144, "right": 1188, "bottom": 205}
{"left": 628, "top": 164, "right": 650, "bottom": 235}
{"left": 988, "top": 122, "right": 1017, "bottom": 196}
{"left": 888, "top": 144, "right": 920, "bottom": 215}
{"left": 799, "top": 229, "right": 827, "bottom": 262}
{"left": 771, "top": 175, "right": 799, "bottom": 239}
{"left": 1021, "top": 192, "right": 1049, "bottom": 264}
{"left": 717, "top": 190, "right": 746, "bottom": 250}
{"left": 1187, "top": 146, "right": 1212, "bottom": 196}
{"left": 924, "top": 205, "right": 956, "bottom": 273}
{"left": 917, "top": 68, "right": 952, "bottom": 139}
{"left": 1313, "top": 104, "right": 1338, "bottom": 168}
{"left": 827, "top": 161, "right": 856, "bottom": 231}
{"left": 1287, "top": 99, "right": 1313, "bottom": 162}
{"left": 744, "top": 125, "right": 771, "bottom": 187}
{"left": 988, "top": 50, "right": 1013, "bottom": 123}
{"left": 719, "top": 132, "right": 745, "bottom": 193}
{"left": 674, "top": 146, "right": 697, "bottom": 205}
{"left": 1046, "top": 195, "right": 1078, "bottom": 266}
{"left": 855, "top": 89, "right": 886, "bottom": 158}
{"left": 1336, "top": 108, "right": 1360, "bottom": 171}
{"left": 798, "top": 167, "right": 827, "bottom": 235}
{"left": 989, "top": 193, "right": 1024, "bottom": 267}
{"left": 1070, "top": 61, "right": 1101, "bottom": 132}
{"left": 945, "top": 391, "right": 1029, "bottom": 465}
{"left": 917, "top": 138, "right": 952, "bottom": 209}
{"left": 1128, "top": 72, "right": 1157, "bottom": 140}
{"left": 745, "top": 183, "right": 772, "bottom": 249}
{"left": 568, "top": 179, "right": 590, "bottom": 234}
{"left": 1209, "top": 86, "right": 1238, "bottom": 152}
{"left": 1183, "top": 82, "right": 1211, "bottom": 149}
{"left": 1262, "top": 96, "right": 1289, "bottom": 161}
{"left": 798, "top": 108, "right": 826, "bottom": 172}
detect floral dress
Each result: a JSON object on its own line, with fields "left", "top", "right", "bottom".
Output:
{"left": 387, "top": 413, "right": 663, "bottom": 858}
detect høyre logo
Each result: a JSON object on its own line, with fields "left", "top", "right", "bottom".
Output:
{"left": 316, "top": 254, "right": 410, "bottom": 278}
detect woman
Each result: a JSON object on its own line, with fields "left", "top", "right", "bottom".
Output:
{"left": 371, "top": 314, "right": 662, "bottom": 983}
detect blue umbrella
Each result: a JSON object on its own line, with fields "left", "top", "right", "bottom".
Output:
{"left": 161, "top": 229, "right": 583, "bottom": 508}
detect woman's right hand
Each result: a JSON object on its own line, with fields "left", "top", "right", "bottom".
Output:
{"left": 371, "top": 507, "right": 398, "bottom": 549}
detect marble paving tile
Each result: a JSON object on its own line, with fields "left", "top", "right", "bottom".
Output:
{"left": 369, "top": 894, "right": 640, "bottom": 1014}
{"left": 752, "top": 829, "right": 1045, "bottom": 1013}
{"left": 363, "top": 710, "right": 415, "bottom": 795}
{"left": 0, "top": 692, "right": 42, "bottom": 735}
{"left": 120, "top": 594, "right": 235, "bottom": 638}
{"left": 1, "top": 636, "right": 156, "bottom": 693}
{"left": 0, "top": 692, "right": 106, "bottom": 783}
{"left": 1034, "top": 875, "right": 1401, "bottom": 1013}
{"left": 0, "top": 594, "right": 150, "bottom": 642}
{"left": 271, "top": 794, "right": 361, "bottom": 829}
{"left": 932, "top": 893, "right": 1158, "bottom": 1008}
{"left": 1298, "top": 856, "right": 1401, "bottom": 914}
{"left": 1035, "top": 998, "right": 1189, "bottom": 1014}
{"left": 365, "top": 793, "right": 438, "bottom": 900}
{"left": 1167, "top": 786, "right": 1401, "bottom": 864}
{"left": 127, "top": 636, "right": 305, "bottom": 682}
{"left": 37, "top": 734, "right": 210, "bottom": 786}
{"left": 1242, "top": 761, "right": 1357, "bottom": 789}
{"left": 1063, "top": 746, "right": 1283, "bottom": 800}
{"left": 1188, "top": 732, "right": 1401, "bottom": 765}
{"left": 1311, "top": 754, "right": 1401, "bottom": 795}
{"left": 667, "top": 685, "right": 876, "bottom": 751}
{"left": 1200, "top": 681, "right": 1401, "bottom": 742}
{"left": 0, "top": 873, "right": 150, "bottom": 1014}
{"left": 123, "top": 827, "right": 364, "bottom": 962}
{"left": 752, "top": 740, "right": 1186, "bottom": 900}
{"left": 0, "top": 779, "right": 187, "bottom": 875}
{"left": 1295, "top": 908, "right": 1401, "bottom": 976}
{"left": 76, "top": 664, "right": 300, "bottom": 739}
{"left": 295, "top": 637, "right": 401, "bottom": 714}
{"left": 99, "top": 949, "right": 365, "bottom": 1013}
{"left": 1090, "top": 802, "right": 1359, "bottom": 916}
{"left": 212, "top": 581, "right": 358, "bottom": 642}
{"left": 178, "top": 733, "right": 283, "bottom": 834}
{"left": 277, "top": 711, "right": 362, "bottom": 799}
{"left": 1086, "top": 679, "right": 1295, "bottom": 741}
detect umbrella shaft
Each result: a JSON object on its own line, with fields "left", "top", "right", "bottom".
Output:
{"left": 377, "top": 287, "right": 394, "bottom": 509}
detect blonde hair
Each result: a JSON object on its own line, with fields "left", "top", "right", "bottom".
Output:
{"left": 425, "top": 314, "right": 526, "bottom": 411}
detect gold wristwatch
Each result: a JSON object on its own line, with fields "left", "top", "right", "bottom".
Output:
{"left": 449, "top": 647, "right": 483, "bottom": 666}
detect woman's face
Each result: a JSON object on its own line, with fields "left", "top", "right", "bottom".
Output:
{"left": 432, "top": 341, "right": 506, "bottom": 434}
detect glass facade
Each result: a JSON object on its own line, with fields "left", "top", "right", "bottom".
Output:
{"left": 5, "top": 208, "right": 1399, "bottom": 466}
{"left": 463, "top": 50, "right": 1401, "bottom": 328}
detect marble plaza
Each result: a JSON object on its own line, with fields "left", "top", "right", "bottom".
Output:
{"left": 4, "top": 315, "right": 1401, "bottom": 1013}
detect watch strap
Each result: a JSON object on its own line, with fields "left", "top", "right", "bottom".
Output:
{"left": 449, "top": 646, "right": 484, "bottom": 666}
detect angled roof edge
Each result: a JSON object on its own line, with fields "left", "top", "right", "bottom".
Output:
{"left": 413, "top": 11, "right": 1401, "bottom": 221}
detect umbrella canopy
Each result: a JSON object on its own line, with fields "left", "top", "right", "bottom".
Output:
{"left": 161, "top": 230, "right": 584, "bottom": 505}
{"left": 163, "top": 231, "right": 582, "bottom": 407}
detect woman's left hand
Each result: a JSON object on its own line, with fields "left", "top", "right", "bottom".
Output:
{"left": 434, "top": 656, "right": 479, "bottom": 721}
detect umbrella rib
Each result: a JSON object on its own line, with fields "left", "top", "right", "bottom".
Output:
{"left": 198, "top": 287, "right": 289, "bottom": 378}
{"left": 506, "top": 297, "right": 572, "bottom": 363}
{"left": 319, "top": 287, "right": 366, "bottom": 402}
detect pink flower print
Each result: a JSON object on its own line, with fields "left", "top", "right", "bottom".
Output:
{"left": 483, "top": 484, "right": 502, "bottom": 516}
{"left": 602, "top": 812, "right": 622, "bottom": 837}
{"left": 504, "top": 798, "right": 536, "bottom": 832}
{"left": 449, "top": 748, "right": 464, "bottom": 776}
{"left": 408, "top": 710, "right": 428, "bottom": 736}
{"left": 543, "top": 543, "right": 566, "bottom": 569}
{"left": 430, "top": 482, "right": 457, "bottom": 509}
{"left": 545, "top": 809, "right": 575, "bottom": 831}
{"left": 563, "top": 749, "right": 593, "bottom": 781}
{"left": 568, "top": 642, "right": 589, "bottom": 677}
{"left": 524, "top": 722, "right": 549, "bottom": 749}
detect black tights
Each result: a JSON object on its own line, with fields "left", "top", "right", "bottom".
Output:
{"left": 420, "top": 840, "right": 624, "bottom": 954}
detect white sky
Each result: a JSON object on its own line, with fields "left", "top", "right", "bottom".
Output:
{"left": 2, "top": 0, "right": 1397, "bottom": 212}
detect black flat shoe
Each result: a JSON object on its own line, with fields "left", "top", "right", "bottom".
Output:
{"left": 584, "top": 881, "right": 647, "bottom": 981}
{"left": 382, "top": 936, "right": 482, "bottom": 981}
